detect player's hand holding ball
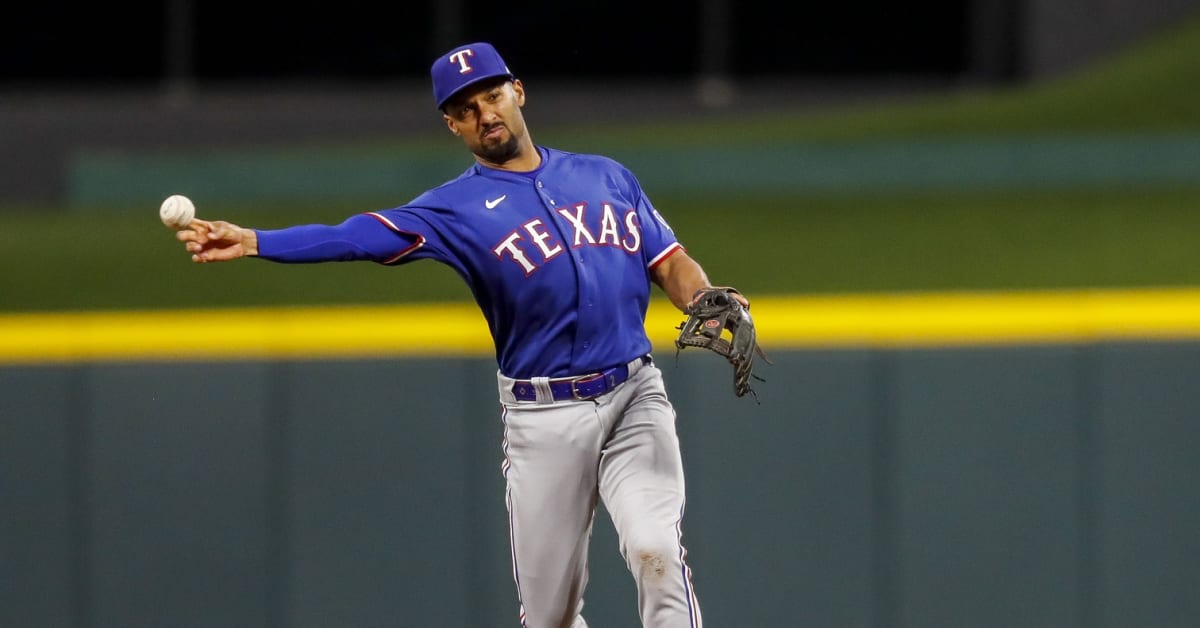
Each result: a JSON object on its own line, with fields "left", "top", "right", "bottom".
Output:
{"left": 160, "top": 194, "right": 258, "bottom": 262}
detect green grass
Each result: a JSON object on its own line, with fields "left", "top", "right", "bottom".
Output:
{"left": 699, "top": 187, "right": 1200, "bottom": 294}
{"left": 4, "top": 186, "right": 1199, "bottom": 313}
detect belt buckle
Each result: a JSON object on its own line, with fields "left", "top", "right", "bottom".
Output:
{"left": 570, "top": 372, "right": 604, "bottom": 400}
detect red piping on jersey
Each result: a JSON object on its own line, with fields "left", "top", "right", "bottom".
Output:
{"left": 648, "top": 242, "right": 684, "bottom": 270}
{"left": 366, "top": 212, "right": 427, "bottom": 264}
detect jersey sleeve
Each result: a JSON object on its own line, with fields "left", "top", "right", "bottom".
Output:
{"left": 364, "top": 193, "right": 460, "bottom": 268}
{"left": 255, "top": 213, "right": 422, "bottom": 263}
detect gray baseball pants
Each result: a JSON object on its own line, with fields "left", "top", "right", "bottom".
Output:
{"left": 497, "top": 357, "right": 703, "bottom": 628}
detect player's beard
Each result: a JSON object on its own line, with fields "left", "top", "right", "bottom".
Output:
{"left": 477, "top": 124, "right": 521, "bottom": 164}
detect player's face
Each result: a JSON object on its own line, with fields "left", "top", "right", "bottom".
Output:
{"left": 442, "top": 78, "right": 529, "bottom": 165}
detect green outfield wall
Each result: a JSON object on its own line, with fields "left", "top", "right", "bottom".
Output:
{"left": 68, "top": 133, "right": 1200, "bottom": 206}
{"left": 3, "top": 292, "right": 1199, "bottom": 627}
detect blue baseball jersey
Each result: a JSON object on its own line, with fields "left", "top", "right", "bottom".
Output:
{"left": 257, "top": 146, "right": 683, "bottom": 379}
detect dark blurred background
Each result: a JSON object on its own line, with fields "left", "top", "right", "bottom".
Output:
{"left": 2, "top": 0, "right": 1197, "bottom": 205}
{"left": 6, "top": 0, "right": 1194, "bottom": 85}
{"left": 5, "top": 1, "right": 977, "bottom": 84}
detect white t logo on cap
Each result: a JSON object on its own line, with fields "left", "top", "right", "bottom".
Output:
{"left": 449, "top": 49, "right": 475, "bottom": 74}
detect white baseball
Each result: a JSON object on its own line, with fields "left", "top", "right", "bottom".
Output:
{"left": 159, "top": 194, "right": 196, "bottom": 229}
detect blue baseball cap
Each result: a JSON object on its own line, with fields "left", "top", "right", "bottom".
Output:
{"left": 431, "top": 42, "right": 514, "bottom": 110}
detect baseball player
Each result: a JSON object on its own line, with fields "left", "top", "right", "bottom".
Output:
{"left": 176, "top": 42, "right": 750, "bottom": 628}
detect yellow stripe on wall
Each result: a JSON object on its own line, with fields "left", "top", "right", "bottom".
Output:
{"left": 1, "top": 288, "right": 1198, "bottom": 364}
{"left": 743, "top": 287, "right": 1200, "bottom": 348}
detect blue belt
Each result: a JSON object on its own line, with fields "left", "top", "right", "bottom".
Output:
{"left": 511, "top": 356, "right": 651, "bottom": 402}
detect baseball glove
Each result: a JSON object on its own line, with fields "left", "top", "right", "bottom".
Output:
{"left": 675, "top": 287, "right": 769, "bottom": 400}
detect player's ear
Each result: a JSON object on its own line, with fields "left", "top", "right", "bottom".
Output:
{"left": 512, "top": 79, "right": 526, "bottom": 107}
{"left": 443, "top": 115, "right": 461, "bottom": 136}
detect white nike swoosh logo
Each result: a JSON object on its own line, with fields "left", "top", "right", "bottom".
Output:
{"left": 485, "top": 195, "right": 507, "bottom": 209}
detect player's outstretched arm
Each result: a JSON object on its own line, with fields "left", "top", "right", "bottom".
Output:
{"left": 177, "top": 219, "right": 259, "bottom": 263}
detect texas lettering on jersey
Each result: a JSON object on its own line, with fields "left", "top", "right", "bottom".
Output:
{"left": 361, "top": 146, "right": 680, "bottom": 378}
{"left": 493, "top": 202, "right": 642, "bottom": 276}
